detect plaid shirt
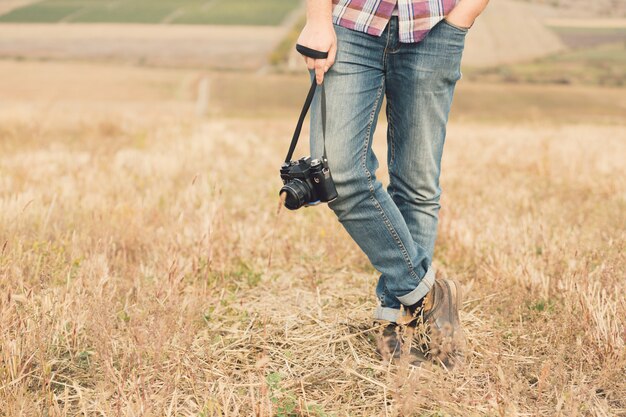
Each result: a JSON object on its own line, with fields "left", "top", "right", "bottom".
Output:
{"left": 332, "top": 0, "right": 460, "bottom": 43}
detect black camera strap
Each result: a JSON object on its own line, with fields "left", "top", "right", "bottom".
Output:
{"left": 284, "top": 44, "right": 330, "bottom": 164}
{"left": 284, "top": 79, "right": 328, "bottom": 164}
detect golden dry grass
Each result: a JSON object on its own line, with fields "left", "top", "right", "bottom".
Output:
{"left": 0, "top": 61, "right": 625, "bottom": 416}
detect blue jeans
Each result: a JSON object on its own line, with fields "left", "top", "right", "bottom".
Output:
{"left": 309, "top": 17, "right": 467, "bottom": 322}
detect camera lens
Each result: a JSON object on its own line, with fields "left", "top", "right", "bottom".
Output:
{"left": 280, "top": 179, "right": 312, "bottom": 210}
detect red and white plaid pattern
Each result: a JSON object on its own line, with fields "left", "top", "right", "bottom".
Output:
{"left": 332, "top": 0, "right": 460, "bottom": 43}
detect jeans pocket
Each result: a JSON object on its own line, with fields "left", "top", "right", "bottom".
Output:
{"left": 441, "top": 18, "right": 470, "bottom": 33}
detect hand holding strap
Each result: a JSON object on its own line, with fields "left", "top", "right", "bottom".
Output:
{"left": 284, "top": 45, "right": 330, "bottom": 164}
{"left": 296, "top": 44, "right": 329, "bottom": 60}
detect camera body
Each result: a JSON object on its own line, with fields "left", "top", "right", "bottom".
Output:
{"left": 280, "top": 156, "right": 338, "bottom": 210}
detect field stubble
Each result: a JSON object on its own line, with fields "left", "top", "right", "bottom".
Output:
{"left": 0, "top": 62, "right": 625, "bottom": 415}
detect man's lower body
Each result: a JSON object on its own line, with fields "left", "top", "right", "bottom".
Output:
{"left": 309, "top": 17, "right": 468, "bottom": 366}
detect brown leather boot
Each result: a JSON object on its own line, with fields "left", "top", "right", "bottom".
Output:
{"left": 376, "top": 278, "right": 465, "bottom": 369}
{"left": 419, "top": 278, "right": 466, "bottom": 369}
{"left": 376, "top": 322, "right": 427, "bottom": 367}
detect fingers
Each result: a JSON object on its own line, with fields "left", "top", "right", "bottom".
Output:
{"left": 314, "top": 58, "right": 327, "bottom": 84}
{"left": 326, "top": 42, "right": 337, "bottom": 71}
{"left": 303, "top": 56, "right": 325, "bottom": 84}
{"left": 303, "top": 49, "right": 336, "bottom": 84}
{"left": 305, "top": 57, "right": 315, "bottom": 70}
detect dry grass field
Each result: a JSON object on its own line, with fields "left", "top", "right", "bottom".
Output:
{"left": 0, "top": 0, "right": 304, "bottom": 70}
{"left": 0, "top": 23, "right": 289, "bottom": 70}
{"left": 0, "top": 0, "right": 300, "bottom": 25}
{"left": 0, "top": 58, "right": 625, "bottom": 416}
{"left": 0, "top": 0, "right": 591, "bottom": 71}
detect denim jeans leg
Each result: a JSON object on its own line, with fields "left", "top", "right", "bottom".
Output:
{"left": 385, "top": 19, "right": 466, "bottom": 258}
{"left": 370, "top": 19, "right": 467, "bottom": 315}
{"left": 309, "top": 24, "right": 433, "bottom": 322}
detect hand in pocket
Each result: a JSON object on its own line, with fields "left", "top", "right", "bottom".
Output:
{"left": 445, "top": 0, "right": 490, "bottom": 29}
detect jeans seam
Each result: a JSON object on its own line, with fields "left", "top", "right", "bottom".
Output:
{"left": 360, "top": 79, "right": 418, "bottom": 282}
{"left": 386, "top": 94, "right": 396, "bottom": 180}
{"left": 383, "top": 19, "right": 391, "bottom": 70}
{"left": 383, "top": 280, "right": 398, "bottom": 307}
{"left": 386, "top": 94, "right": 398, "bottom": 203}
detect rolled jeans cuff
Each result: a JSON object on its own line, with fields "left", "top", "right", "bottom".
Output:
{"left": 397, "top": 267, "right": 436, "bottom": 306}
{"left": 373, "top": 267, "right": 436, "bottom": 322}
{"left": 373, "top": 306, "right": 410, "bottom": 322}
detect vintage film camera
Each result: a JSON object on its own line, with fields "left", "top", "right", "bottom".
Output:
{"left": 279, "top": 45, "right": 338, "bottom": 210}
{"left": 280, "top": 156, "right": 337, "bottom": 210}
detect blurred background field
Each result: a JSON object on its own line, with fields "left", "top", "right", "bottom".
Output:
{"left": 0, "top": 0, "right": 300, "bottom": 24}
{"left": 0, "top": 0, "right": 625, "bottom": 416}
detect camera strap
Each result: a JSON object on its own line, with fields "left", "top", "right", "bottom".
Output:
{"left": 284, "top": 78, "right": 328, "bottom": 164}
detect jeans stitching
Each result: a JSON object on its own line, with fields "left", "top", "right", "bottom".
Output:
{"left": 386, "top": 95, "right": 396, "bottom": 196}
{"left": 360, "top": 79, "right": 418, "bottom": 282}
{"left": 386, "top": 95, "right": 398, "bottom": 204}
{"left": 383, "top": 19, "right": 391, "bottom": 69}
{"left": 383, "top": 280, "right": 399, "bottom": 307}
{"left": 387, "top": 98, "right": 396, "bottom": 167}
{"left": 441, "top": 18, "right": 470, "bottom": 33}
